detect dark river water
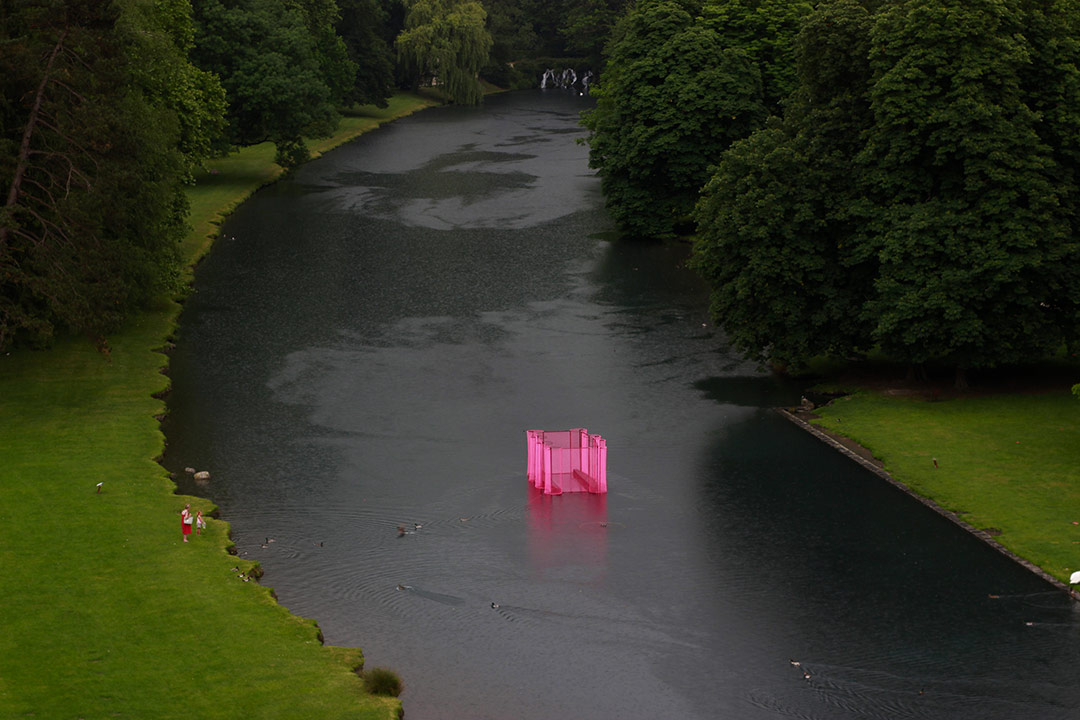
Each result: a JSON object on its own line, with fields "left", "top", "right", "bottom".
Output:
{"left": 164, "top": 91, "right": 1080, "bottom": 719}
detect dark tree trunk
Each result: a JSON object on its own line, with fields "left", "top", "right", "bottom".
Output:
{"left": 1, "top": 31, "right": 66, "bottom": 250}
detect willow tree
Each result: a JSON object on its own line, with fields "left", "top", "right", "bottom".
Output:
{"left": 395, "top": 0, "right": 492, "bottom": 105}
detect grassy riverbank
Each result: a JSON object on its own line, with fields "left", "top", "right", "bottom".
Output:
{"left": 0, "top": 91, "right": 437, "bottom": 719}
{"left": 809, "top": 387, "right": 1080, "bottom": 586}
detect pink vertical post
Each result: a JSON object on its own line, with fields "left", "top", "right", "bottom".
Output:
{"left": 533, "top": 432, "right": 544, "bottom": 489}
{"left": 597, "top": 437, "right": 607, "bottom": 494}
{"left": 578, "top": 428, "right": 588, "bottom": 479}
{"left": 544, "top": 444, "right": 559, "bottom": 494}
{"left": 527, "top": 430, "right": 537, "bottom": 485}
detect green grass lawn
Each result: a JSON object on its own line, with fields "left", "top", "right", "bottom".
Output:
{"left": 811, "top": 390, "right": 1080, "bottom": 584}
{"left": 0, "top": 92, "right": 437, "bottom": 720}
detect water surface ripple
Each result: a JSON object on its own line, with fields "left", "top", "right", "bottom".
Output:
{"left": 164, "top": 91, "right": 1080, "bottom": 720}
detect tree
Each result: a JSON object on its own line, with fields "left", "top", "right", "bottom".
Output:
{"left": 292, "top": 0, "right": 359, "bottom": 108}
{"left": 692, "top": 0, "right": 1080, "bottom": 383}
{"left": 481, "top": 0, "right": 542, "bottom": 86}
{"left": 858, "top": 0, "right": 1080, "bottom": 386}
{"left": 1, "top": 0, "right": 219, "bottom": 349}
{"left": 692, "top": 0, "right": 876, "bottom": 368}
{"left": 337, "top": 0, "right": 396, "bottom": 107}
{"left": 191, "top": 0, "right": 340, "bottom": 167}
{"left": 560, "top": 0, "right": 632, "bottom": 71}
{"left": 701, "top": 0, "right": 813, "bottom": 112}
{"left": 583, "top": 0, "right": 766, "bottom": 239}
{"left": 395, "top": 0, "right": 492, "bottom": 105}
{"left": 128, "top": 0, "right": 227, "bottom": 176}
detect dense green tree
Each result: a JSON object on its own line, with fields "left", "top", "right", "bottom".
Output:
{"left": 484, "top": 1, "right": 541, "bottom": 59}
{"left": 395, "top": 0, "right": 492, "bottom": 104}
{"left": 129, "top": 0, "right": 227, "bottom": 176}
{"left": 701, "top": 0, "right": 813, "bottom": 112}
{"left": 560, "top": 0, "right": 632, "bottom": 70}
{"left": 693, "top": 0, "right": 1080, "bottom": 382}
{"left": 516, "top": 0, "right": 571, "bottom": 57}
{"left": 858, "top": 0, "right": 1080, "bottom": 385}
{"left": 191, "top": 0, "right": 340, "bottom": 167}
{"left": 693, "top": 0, "right": 875, "bottom": 368}
{"left": 1, "top": 0, "right": 219, "bottom": 349}
{"left": 337, "top": 0, "right": 396, "bottom": 106}
{"left": 583, "top": 0, "right": 766, "bottom": 239}
{"left": 292, "top": 0, "right": 360, "bottom": 107}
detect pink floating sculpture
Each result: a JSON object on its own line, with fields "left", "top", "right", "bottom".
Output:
{"left": 526, "top": 429, "right": 607, "bottom": 495}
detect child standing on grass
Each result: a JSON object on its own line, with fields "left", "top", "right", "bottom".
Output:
{"left": 196, "top": 510, "right": 205, "bottom": 536}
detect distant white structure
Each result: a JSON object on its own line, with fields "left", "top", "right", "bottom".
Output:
{"left": 540, "top": 68, "right": 590, "bottom": 93}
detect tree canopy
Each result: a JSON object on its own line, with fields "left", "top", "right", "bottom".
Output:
{"left": 337, "top": 0, "right": 396, "bottom": 107}
{"left": 190, "top": 0, "right": 342, "bottom": 167}
{"left": 693, "top": 0, "right": 875, "bottom": 369}
{"left": 582, "top": 0, "right": 814, "bottom": 239}
{"left": 692, "top": 0, "right": 1080, "bottom": 383}
{"left": 583, "top": 0, "right": 767, "bottom": 239}
{"left": 1, "top": 0, "right": 224, "bottom": 349}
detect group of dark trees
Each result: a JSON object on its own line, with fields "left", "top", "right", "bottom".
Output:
{"left": 585, "top": 0, "right": 1080, "bottom": 386}
{"left": 1, "top": 0, "right": 224, "bottom": 350}
{"left": 2, "top": 0, "right": 619, "bottom": 351}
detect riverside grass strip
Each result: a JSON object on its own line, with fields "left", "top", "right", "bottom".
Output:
{"left": 807, "top": 391, "right": 1080, "bottom": 591}
{"left": 0, "top": 92, "right": 437, "bottom": 720}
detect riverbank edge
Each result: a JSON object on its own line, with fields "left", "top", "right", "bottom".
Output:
{"left": 776, "top": 406, "right": 1078, "bottom": 600}
{"left": 170, "top": 92, "right": 445, "bottom": 704}
{"left": 0, "top": 92, "right": 441, "bottom": 718}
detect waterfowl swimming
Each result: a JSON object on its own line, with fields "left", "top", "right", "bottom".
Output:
{"left": 491, "top": 602, "right": 499, "bottom": 609}
{"left": 789, "top": 660, "right": 800, "bottom": 667}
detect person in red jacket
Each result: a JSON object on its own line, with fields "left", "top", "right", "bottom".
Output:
{"left": 181, "top": 504, "right": 193, "bottom": 542}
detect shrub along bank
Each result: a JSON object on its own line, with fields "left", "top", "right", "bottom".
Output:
{"left": 0, "top": 92, "right": 438, "bottom": 720}
{"left": 809, "top": 389, "right": 1080, "bottom": 588}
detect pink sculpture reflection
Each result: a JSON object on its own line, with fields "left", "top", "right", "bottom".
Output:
{"left": 527, "top": 484, "right": 607, "bottom": 578}
{"left": 526, "top": 429, "right": 607, "bottom": 494}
